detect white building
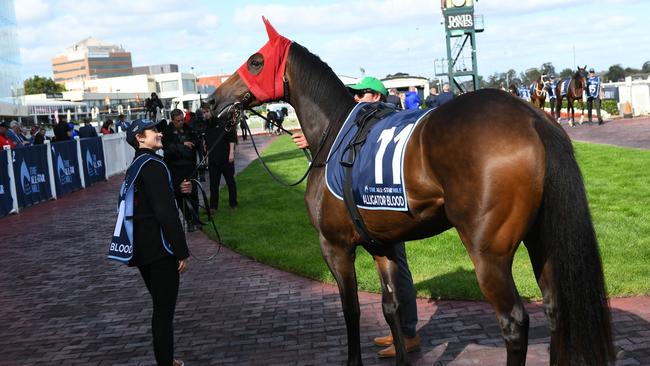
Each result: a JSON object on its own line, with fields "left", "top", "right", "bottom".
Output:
{"left": 22, "top": 71, "right": 199, "bottom": 122}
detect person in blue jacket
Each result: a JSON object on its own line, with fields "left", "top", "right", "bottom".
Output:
{"left": 404, "top": 86, "right": 422, "bottom": 109}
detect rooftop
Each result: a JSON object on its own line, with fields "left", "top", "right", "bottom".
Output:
{"left": 64, "top": 37, "right": 125, "bottom": 53}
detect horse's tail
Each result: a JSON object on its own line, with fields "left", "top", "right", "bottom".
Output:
{"left": 532, "top": 114, "right": 614, "bottom": 365}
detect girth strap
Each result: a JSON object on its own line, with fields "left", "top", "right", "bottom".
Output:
{"left": 340, "top": 102, "right": 396, "bottom": 249}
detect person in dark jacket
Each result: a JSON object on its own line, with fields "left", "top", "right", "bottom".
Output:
{"left": 386, "top": 88, "right": 403, "bottom": 110}
{"left": 162, "top": 109, "right": 200, "bottom": 231}
{"left": 431, "top": 83, "right": 454, "bottom": 108}
{"left": 126, "top": 119, "right": 189, "bottom": 366}
{"left": 424, "top": 87, "right": 438, "bottom": 109}
{"left": 148, "top": 92, "right": 164, "bottom": 120}
{"left": 78, "top": 118, "right": 98, "bottom": 138}
{"left": 202, "top": 103, "right": 237, "bottom": 210}
{"left": 33, "top": 127, "right": 48, "bottom": 145}
{"left": 53, "top": 117, "right": 71, "bottom": 142}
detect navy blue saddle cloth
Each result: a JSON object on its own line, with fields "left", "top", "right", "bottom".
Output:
{"left": 325, "top": 103, "right": 433, "bottom": 211}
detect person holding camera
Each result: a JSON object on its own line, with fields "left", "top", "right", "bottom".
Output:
{"left": 162, "top": 109, "right": 201, "bottom": 231}
{"left": 202, "top": 103, "right": 238, "bottom": 211}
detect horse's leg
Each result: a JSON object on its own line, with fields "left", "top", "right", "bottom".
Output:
{"left": 371, "top": 244, "right": 414, "bottom": 366}
{"left": 555, "top": 96, "right": 562, "bottom": 124}
{"left": 523, "top": 234, "right": 560, "bottom": 365}
{"left": 470, "top": 251, "right": 529, "bottom": 366}
{"left": 451, "top": 186, "right": 536, "bottom": 365}
{"left": 568, "top": 99, "right": 575, "bottom": 127}
{"left": 319, "top": 237, "right": 363, "bottom": 366}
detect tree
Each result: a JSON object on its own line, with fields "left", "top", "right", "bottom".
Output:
{"left": 485, "top": 72, "right": 503, "bottom": 88}
{"left": 523, "top": 68, "right": 541, "bottom": 83}
{"left": 605, "top": 64, "right": 625, "bottom": 82}
{"left": 642, "top": 61, "right": 650, "bottom": 73}
{"left": 23, "top": 75, "right": 66, "bottom": 95}
{"left": 559, "top": 68, "right": 574, "bottom": 78}
{"left": 540, "top": 62, "right": 556, "bottom": 77}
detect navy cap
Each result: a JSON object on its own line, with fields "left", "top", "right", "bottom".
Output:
{"left": 589, "top": 68, "right": 595, "bottom": 73}
{"left": 126, "top": 119, "right": 160, "bottom": 145}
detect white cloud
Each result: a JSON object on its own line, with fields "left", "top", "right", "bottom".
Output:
{"left": 15, "top": 0, "right": 51, "bottom": 23}
{"left": 233, "top": 0, "right": 438, "bottom": 33}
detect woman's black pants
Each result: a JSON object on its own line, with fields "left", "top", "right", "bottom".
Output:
{"left": 138, "top": 256, "right": 179, "bottom": 366}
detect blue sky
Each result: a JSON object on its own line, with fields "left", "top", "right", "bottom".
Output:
{"left": 15, "top": 0, "right": 650, "bottom": 82}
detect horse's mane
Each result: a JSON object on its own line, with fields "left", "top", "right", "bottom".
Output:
{"left": 289, "top": 43, "right": 355, "bottom": 125}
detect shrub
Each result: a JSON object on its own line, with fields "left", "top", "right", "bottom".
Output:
{"left": 543, "top": 99, "right": 619, "bottom": 115}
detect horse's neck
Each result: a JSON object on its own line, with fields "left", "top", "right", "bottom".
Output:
{"left": 286, "top": 46, "right": 355, "bottom": 158}
{"left": 570, "top": 78, "right": 583, "bottom": 97}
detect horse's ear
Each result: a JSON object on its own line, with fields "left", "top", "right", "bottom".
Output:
{"left": 262, "top": 16, "right": 280, "bottom": 40}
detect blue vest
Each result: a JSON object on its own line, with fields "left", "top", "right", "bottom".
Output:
{"left": 586, "top": 76, "right": 601, "bottom": 98}
{"left": 519, "top": 88, "right": 530, "bottom": 100}
{"left": 107, "top": 154, "right": 175, "bottom": 264}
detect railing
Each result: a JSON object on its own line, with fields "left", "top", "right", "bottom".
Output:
{"left": 101, "top": 132, "right": 133, "bottom": 178}
{"left": 1, "top": 132, "right": 133, "bottom": 217}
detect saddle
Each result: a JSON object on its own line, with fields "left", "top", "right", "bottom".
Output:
{"left": 340, "top": 102, "right": 396, "bottom": 247}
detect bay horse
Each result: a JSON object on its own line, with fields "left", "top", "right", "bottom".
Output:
{"left": 209, "top": 18, "right": 613, "bottom": 366}
{"left": 555, "top": 67, "right": 587, "bottom": 127}
{"left": 529, "top": 74, "right": 549, "bottom": 110}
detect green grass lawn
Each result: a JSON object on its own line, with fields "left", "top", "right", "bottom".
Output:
{"left": 203, "top": 136, "right": 650, "bottom": 300}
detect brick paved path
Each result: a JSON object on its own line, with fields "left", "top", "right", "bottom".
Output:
{"left": 563, "top": 116, "right": 650, "bottom": 149}
{"left": 2, "top": 128, "right": 649, "bottom": 365}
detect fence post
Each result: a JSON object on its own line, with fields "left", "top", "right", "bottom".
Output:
{"left": 45, "top": 140, "right": 57, "bottom": 200}
{"left": 120, "top": 132, "right": 127, "bottom": 171}
{"left": 4, "top": 146, "right": 19, "bottom": 214}
{"left": 75, "top": 136, "right": 86, "bottom": 188}
{"left": 101, "top": 134, "right": 110, "bottom": 179}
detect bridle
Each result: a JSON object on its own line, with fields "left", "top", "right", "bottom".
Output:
{"left": 534, "top": 75, "right": 549, "bottom": 97}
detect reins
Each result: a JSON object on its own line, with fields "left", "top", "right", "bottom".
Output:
{"left": 240, "top": 105, "right": 335, "bottom": 187}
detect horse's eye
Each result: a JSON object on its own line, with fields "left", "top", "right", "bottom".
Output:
{"left": 247, "top": 53, "right": 264, "bottom": 75}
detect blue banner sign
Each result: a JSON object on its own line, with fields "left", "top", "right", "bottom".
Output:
{"left": 51, "top": 140, "right": 82, "bottom": 196}
{"left": 13, "top": 144, "right": 53, "bottom": 208}
{"left": 80, "top": 137, "right": 106, "bottom": 186}
{"left": 0, "top": 151, "right": 13, "bottom": 217}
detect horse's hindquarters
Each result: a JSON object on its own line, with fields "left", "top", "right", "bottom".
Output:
{"left": 404, "top": 90, "right": 546, "bottom": 248}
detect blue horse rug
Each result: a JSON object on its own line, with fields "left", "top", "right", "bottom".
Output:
{"left": 559, "top": 79, "right": 571, "bottom": 96}
{"left": 325, "top": 103, "right": 433, "bottom": 211}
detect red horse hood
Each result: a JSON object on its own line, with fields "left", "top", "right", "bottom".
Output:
{"left": 236, "top": 17, "right": 292, "bottom": 103}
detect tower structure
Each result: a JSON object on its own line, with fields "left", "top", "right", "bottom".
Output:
{"left": 437, "top": 0, "right": 483, "bottom": 93}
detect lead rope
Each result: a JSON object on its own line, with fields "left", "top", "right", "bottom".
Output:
{"left": 181, "top": 181, "right": 223, "bottom": 261}
{"left": 242, "top": 107, "right": 336, "bottom": 187}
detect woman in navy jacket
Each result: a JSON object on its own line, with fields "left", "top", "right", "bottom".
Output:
{"left": 127, "top": 119, "right": 189, "bottom": 366}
